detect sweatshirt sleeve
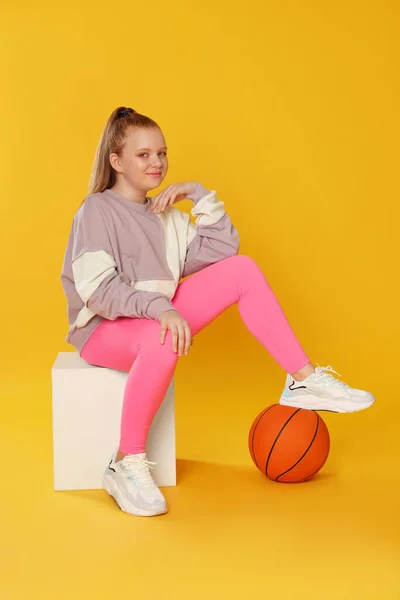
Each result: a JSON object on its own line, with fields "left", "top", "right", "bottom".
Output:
{"left": 71, "top": 197, "right": 174, "bottom": 322}
{"left": 181, "top": 182, "right": 240, "bottom": 278}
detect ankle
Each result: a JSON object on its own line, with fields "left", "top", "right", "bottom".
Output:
{"left": 116, "top": 449, "right": 146, "bottom": 463}
{"left": 290, "top": 362, "right": 316, "bottom": 382}
{"left": 116, "top": 450, "right": 126, "bottom": 462}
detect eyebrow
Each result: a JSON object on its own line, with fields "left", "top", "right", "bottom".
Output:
{"left": 137, "top": 147, "right": 168, "bottom": 152}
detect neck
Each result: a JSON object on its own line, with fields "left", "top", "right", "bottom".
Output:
{"left": 110, "top": 183, "right": 147, "bottom": 204}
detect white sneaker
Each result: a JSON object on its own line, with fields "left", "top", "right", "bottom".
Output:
{"left": 102, "top": 449, "right": 168, "bottom": 516}
{"left": 279, "top": 363, "right": 376, "bottom": 413}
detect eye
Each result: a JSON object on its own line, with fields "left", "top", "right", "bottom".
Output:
{"left": 138, "top": 152, "right": 167, "bottom": 158}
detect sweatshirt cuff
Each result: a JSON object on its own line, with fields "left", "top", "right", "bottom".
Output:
{"left": 146, "top": 296, "right": 174, "bottom": 320}
{"left": 186, "top": 182, "right": 211, "bottom": 204}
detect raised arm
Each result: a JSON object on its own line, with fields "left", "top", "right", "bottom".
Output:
{"left": 181, "top": 182, "right": 240, "bottom": 278}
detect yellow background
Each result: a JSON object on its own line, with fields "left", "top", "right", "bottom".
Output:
{"left": 1, "top": 1, "right": 399, "bottom": 598}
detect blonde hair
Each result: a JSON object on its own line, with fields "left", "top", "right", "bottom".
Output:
{"left": 80, "top": 106, "right": 160, "bottom": 207}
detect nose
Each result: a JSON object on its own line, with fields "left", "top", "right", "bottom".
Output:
{"left": 154, "top": 154, "right": 166, "bottom": 167}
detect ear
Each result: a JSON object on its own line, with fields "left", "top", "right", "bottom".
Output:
{"left": 109, "top": 152, "right": 123, "bottom": 173}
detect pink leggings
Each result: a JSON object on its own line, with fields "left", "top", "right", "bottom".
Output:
{"left": 80, "top": 255, "right": 311, "bottom": 454}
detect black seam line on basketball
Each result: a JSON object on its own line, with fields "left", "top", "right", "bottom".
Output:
{"left": 109, "top": 460, "right": 116, "bottom": 473}
{"left": 265, "top": 408, "right": 302, "bottom": 478}
{"left": 276, "top": 412, "right": 319, "bottom": 481}
{"left": 295, "top": 415, "right": 329, "bottom": 481}
{"left": 289, "top": 380, "right": 307, "bottom": 391}
{"left": 251, "top": 404, "right": 277, "bottom": 470}
{"left": 297, "top": 465, "right": 322, "bottom": 483}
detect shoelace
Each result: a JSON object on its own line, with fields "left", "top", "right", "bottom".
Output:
{"left": 313, "top": 363, "right": 349, "bottom": 389}
{"left": 120, "top": 455, "right": 158, "bottom": 488}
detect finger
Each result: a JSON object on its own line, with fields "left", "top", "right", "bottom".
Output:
{"left": 152, "top": 197, "right": 164, "bottom": 211}
{"left": 159, "top": 189, "right": 178, "bottom": 212}
{"left": 151, "top": 192, "right": 165, "bottom": 211}
{"left": 168, "top": 193, "right": 178, "bottom": 209}
{"left": 184, "top": 323, "right": 192, "bottom": 355}
{"left": 177, "top": 323, "right": 185, "bottom": 356}
{"left": 171, "top": 326, "right": 179, "bottom": 353}
{"left": 157, "top": 193, "right": 172, "bottom": 213}
{"left": 160, "top": 325, "right": 167, "bottom": 344}
{"left": 154, "top": 199, "right": 162, "bottom": 213}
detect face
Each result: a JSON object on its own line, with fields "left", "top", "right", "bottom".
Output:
{"left": 110, "top": 127, "right": 168, "bottom": 193}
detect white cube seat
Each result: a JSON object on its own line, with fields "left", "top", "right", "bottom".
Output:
{"left": 52, "top": 352, "right": 176, "bottom": 490}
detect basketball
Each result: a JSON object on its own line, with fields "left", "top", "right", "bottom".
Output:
{"left": 248, "top": 404, "right": 330, "bottom": 482}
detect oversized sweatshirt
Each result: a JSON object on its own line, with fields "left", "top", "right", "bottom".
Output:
{"left": 60, "top": 182, "right": 240, "bottom": 355}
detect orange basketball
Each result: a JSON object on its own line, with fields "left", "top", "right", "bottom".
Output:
{"left": 248, "top": 404, "right": 330, "bottom": 482}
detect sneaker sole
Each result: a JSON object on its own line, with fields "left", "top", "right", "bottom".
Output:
{"left": 279, "top": 395, "right": 375, "bottom": 413}
{"left": 102, "top": 473, "right": 168, "bottom": 517}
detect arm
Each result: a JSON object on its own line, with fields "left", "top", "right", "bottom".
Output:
{"left": 71, "top": 197, "right": 174, "bottom": 324}
{"left": 181, "top": 182, "right": 240, "bottom": 278}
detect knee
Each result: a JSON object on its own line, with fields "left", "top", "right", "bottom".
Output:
{"left": 231, "top": 254, "right": 258, "bottom": 267}
{"left": 137, "top": 324, "right": 180, "bottom": 367}
{"left": 230, "top": 254, "right": 261, "bottom": 277}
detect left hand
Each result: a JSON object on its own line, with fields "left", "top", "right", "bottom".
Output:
{"left": 150, "top": 181, "right": 198, "bottom": 214}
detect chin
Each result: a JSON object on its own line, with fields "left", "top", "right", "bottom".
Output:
{"left": 148, "top": 177, "right": 165, "bottom": 190}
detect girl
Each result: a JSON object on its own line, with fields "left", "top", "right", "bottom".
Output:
{"left": 60, "top": 106, "right": 375, "bottom": 518}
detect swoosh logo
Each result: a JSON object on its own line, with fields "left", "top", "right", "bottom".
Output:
{"left": 109, "top": 459, "right": 116, "bottom": 473}
{"left": 289, "top": 379, "right": 307, "bottom": 391}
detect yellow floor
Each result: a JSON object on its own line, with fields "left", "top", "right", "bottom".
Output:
{"left": 1, "top": 362, "right": 399, "bottom": 600}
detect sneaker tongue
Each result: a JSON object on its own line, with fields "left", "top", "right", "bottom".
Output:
{"left": 305, "top": 372, "right": 317, "bottom": 381}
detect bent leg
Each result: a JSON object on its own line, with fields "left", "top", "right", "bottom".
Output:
{"left": 172, "top": 254, "right": 311, "bottom": 374}
{"left": 79, "top": 253, "right": 311, "bottom": 454}
{"left": 80, "top": 317, "right": 178, "bottom": 454}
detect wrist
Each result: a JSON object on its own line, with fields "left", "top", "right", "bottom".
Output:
{"left": 186, "top": 182, "right": 211, "bottom": 203}
{"left": 157, "top": 308, "right": 179, "bottom": 321}
{"left": 147, "top": 297, "right": 174, "bottom": 320}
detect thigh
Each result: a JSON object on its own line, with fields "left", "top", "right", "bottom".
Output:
{"left": 81, "top": 254, "right": 256, "bottom": 367}
{"left": 172, "top": 254, "right": 257, "bottom": 335}
{"left": 80, "top": 316, "right": 159, "bottom": 372}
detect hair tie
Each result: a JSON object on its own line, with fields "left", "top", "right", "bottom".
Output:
{"left": 118, "top": 108, "right": 135, "bottom": 117}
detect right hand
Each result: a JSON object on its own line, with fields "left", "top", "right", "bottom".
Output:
{"left": 157, "top": 309, "right": 193, "bottom": 356}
